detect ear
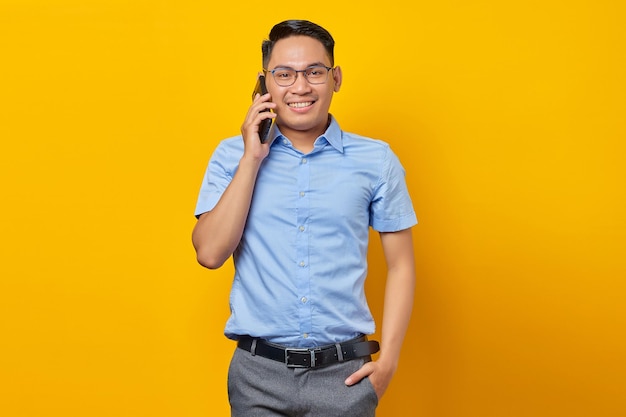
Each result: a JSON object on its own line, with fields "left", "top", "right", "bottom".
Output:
{"left": 332, "top": 66, "right": 342, "bottom": 92}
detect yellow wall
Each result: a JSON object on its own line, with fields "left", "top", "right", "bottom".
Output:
{"left": 1, "top": 1, "right": 624, "bottom": 416}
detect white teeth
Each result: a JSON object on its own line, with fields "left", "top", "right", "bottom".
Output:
{"left": 289, "top": 102, "right": 313, "bottom": 108}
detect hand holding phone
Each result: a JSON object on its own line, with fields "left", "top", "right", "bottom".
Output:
{"left": 252, "top": 75, "right": 273, "bottom": 143}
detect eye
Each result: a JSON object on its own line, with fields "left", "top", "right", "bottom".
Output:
{"left": 274, "top": 70, "right": 294, "bottom": 79}
{"left": 307, "top": 67, "right": 327, "bottom": 78}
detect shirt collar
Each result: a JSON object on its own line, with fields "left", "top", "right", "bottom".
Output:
{"left": 320, "top": 115, "right": 344, "bottom": 153}
{"left": 270, "top": 114, "right": 344, "bottom": 153}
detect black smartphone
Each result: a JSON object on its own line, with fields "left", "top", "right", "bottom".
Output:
{"left": 252, "top": 75, "right": 273, "bottom": 143}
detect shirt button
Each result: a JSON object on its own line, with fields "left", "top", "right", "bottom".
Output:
{"left": 299, "top": 261, "right": 305, "bottom": 267}
{"left": 283, "top": 139, "right": 288, "bottom": 144}
{"left": 299, "top": 226, "right": 305, "bottom": 232}
{"left": 301, "top": 158, "right": 307, "bottom": 164}
{"left": 301, "top": 297, "right": 307, "bottom": 303}
{"left": 299, "top": 191, "right": 305, "bottom": 197}
{"left": 303, "top": 333, "right": 309, "bottom": 339}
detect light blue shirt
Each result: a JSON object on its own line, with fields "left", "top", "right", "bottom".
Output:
{"left": 195, "top": 116, "right": 417, "bottom": 347}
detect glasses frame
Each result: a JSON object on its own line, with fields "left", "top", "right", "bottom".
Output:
{"left": 264, "top": 65, "right": 334, "bottom": 87}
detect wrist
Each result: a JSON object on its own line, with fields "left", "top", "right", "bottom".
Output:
{"left": 239, "top": 153, "right": 265, "bottom": 169}
{"left": 375, "top": 351, "right": 399, "bottom": 373}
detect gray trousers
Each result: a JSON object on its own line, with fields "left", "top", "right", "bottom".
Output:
{"left": 228, "top": 347, "right": 379, "bottom": 417}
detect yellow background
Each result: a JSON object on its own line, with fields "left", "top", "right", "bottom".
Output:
{"left": 1, "top": 1, "right": 625, "bottom": 416}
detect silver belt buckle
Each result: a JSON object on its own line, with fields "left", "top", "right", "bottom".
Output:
{"left": 285, "top": 347, "right": 317, "bottom": 368}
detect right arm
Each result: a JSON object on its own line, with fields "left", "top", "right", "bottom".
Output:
{"left": 192, "top": 91, "right": 275, "bottom": 269}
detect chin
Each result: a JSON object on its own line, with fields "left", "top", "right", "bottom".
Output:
{"left": 279, "top": 116, "right": 326, "bottom": 133}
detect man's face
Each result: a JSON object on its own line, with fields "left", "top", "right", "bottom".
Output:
{"left": 265, "top": 35, "right": 342, "bottom": 140}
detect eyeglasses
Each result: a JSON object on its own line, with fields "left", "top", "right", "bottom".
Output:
{"left": 264, "top": 65, "right": 334, "bottom": 87}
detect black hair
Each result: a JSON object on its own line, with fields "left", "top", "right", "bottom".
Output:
{"left": 262, "top": 20, "right": 335, "bottom": 68}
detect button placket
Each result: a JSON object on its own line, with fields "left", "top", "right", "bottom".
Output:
{"left": 295, "top": 154, "right": 312, "bottom": 340}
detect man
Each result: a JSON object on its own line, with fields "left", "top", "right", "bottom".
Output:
{"left": 192, "top": 19, "right": 417, "bottom": 417}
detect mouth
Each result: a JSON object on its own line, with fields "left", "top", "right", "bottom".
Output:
{"left": 288, "top": 101, "right": 315, "bottom": 109}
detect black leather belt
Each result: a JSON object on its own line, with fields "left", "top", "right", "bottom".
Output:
{"left": 237, "top": 335, "right": 380, "bottom": 368}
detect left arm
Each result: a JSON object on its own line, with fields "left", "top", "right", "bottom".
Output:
{"left": 345, "top": 227, "right": 416, "bottom": 399}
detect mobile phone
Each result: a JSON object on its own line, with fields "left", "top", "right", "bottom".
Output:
{"left": 252, "top": 75, "right": 273, "bottom": 143}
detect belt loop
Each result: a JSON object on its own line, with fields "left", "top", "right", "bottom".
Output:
{"left": 251, "top": 339, "right": 257, "bottom": 356}
{"left": 334, "top": 343, "right": 344, "bottom": 362}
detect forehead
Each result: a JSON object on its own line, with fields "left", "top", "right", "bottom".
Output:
{"left": 267, "top": 35, "right": 331, "bottom": 68}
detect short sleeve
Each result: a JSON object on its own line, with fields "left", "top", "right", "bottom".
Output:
{"left": 194, "top": 139, "right": 240, "bottom": 218}
{"left": 369, "top": 147, "right": 417, "bottom": 232}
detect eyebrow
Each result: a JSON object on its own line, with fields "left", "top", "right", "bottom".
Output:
{"left": 270, "top": 62, "right": 328, "bottom": 70}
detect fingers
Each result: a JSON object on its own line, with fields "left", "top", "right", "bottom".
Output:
{"left": 249, "top": 92, "right": 275, "bottom": 117}
{"left": 242, "top": 93, "right": 276, "bottom": 143}
{"left": 344, "top": 361, "right": 374, "bottom": 386}
{"left": 345, "top": 361, "right": 390, "bottom": 400}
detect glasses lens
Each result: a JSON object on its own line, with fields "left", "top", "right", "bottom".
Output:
{"left": 270, "top": 66, "right": 331, "bottom": 86}
{"left": 305, "top": 66, "right": 329, "bottom": 84}
{"left": 272, "top": 68, "right": 297, "bottom": 86}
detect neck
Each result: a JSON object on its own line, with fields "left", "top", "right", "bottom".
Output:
{"left": 278, "top": 116, "right": 331, "bottom": 153}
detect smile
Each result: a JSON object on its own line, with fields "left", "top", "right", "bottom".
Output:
{"left": 288, "top": 101, "right": 314, "bottom": 108}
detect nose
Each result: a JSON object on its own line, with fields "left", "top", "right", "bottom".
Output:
{"left": 290, "top": 71, "right": 312, "bottom": 93}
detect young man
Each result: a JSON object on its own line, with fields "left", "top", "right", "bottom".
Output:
{"left": 193, "top": 20, "right": 417, "bottom": 416}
